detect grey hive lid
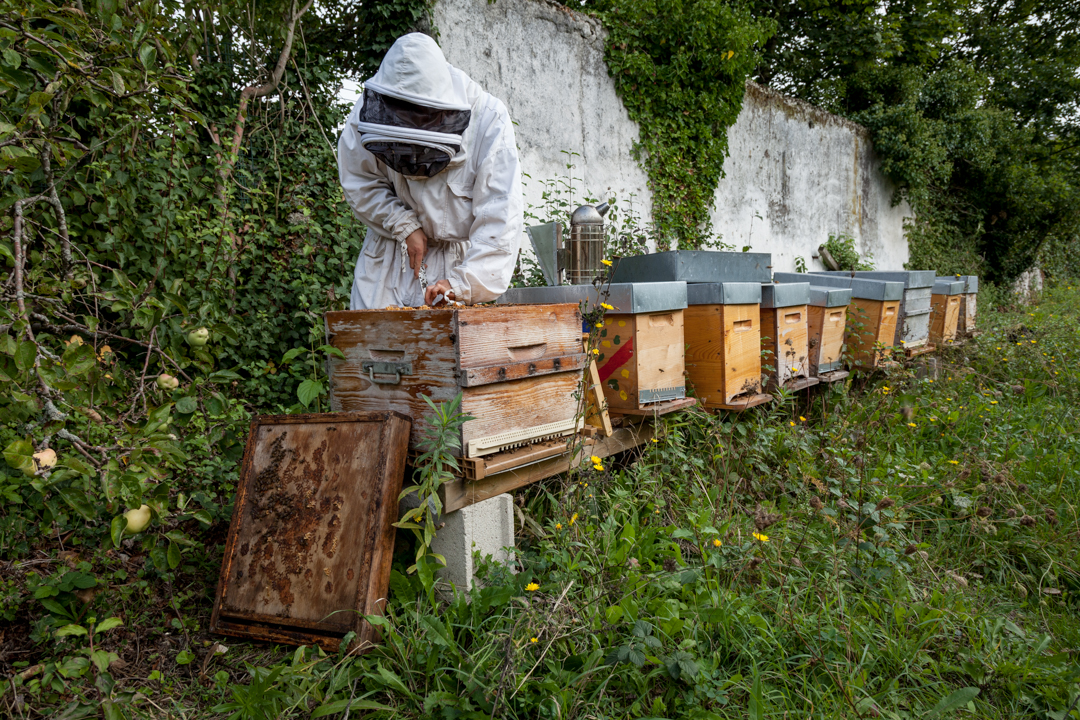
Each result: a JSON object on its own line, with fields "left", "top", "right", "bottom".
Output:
{"left": 686, "top": 282, "right": 762, "bottom": 306}
{"left": 932, "top": 279, "right": 965, "bottom": 295}
{"left": 761, "top": 282, "right": 809, "bottom": 308}
{"left": 813, "top": 270, "right": 936, "bottom": 288}
{"left": 795, "top": 272, "right": 903, "bottom": 301}
{"left": 496, "top": 282, "right": 687, "bottom": 314}
{"left": 610, "top": 250, "right": 772, "bottom": 284}
{"left": 937, "top": 275, "right": 979, "bottom": 294}
{"left": 808, "top": 285, "right": 852, "bottom": 307}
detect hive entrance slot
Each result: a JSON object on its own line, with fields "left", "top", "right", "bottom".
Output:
{"left": 508, "top": 343, "right": 547, "bottom": 361}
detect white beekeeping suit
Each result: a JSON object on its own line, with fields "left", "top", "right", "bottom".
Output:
{"left": 338, "top": 33, "right": 524, "bottom": 309}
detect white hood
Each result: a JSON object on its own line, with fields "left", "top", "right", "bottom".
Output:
{"left": 363, "top": 33, "right": 470, "bottom": 111}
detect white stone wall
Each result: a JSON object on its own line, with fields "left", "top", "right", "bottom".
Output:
{"left": 432, "top": 0, "right": 911, "bottom": 272}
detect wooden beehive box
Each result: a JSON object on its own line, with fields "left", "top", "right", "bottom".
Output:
{"left": 939, "top": 275, "right": 978, "bottom": 337}
{"left": 683, "top": 282, "right": 769, "bottom": 410}
{"left": 789, "top": 273, "right": 902, "bottom": 368}
{"left": 211, "top": 412, "right": 411, "bottom": 653}
{"left": 806, "top": 285, "right": 852, "bottom": 378}
{"left": 930, "top": 279, "right": 964, "bottom": 345}
{"left": 760, "top": 283, "right": 818, "bottom": 391}
{"left": 325, "top": 305, "right": 587, "bottom": 457}
{"left": 498, "top": 282, "right": 689, "bottom": 412}
{"left": 813, "top": 271, "right": 936, "bottom": 353}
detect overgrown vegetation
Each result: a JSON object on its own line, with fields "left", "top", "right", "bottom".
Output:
{"left": 4, "top": 0, "right": 1080, "bottom": 717}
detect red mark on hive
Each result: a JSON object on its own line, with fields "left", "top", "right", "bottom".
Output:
{"left": 597, "top": 338, "right": 635, "bottom": 382}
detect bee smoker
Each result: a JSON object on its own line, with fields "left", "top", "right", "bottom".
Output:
{"left": 566, "top": 202, "right": 610, "bottom": 285}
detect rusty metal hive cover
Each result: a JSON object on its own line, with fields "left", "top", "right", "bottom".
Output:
{"left": 211, "top": 411, "right": 411, "bottom": 652}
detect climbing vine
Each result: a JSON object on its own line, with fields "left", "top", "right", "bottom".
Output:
{"left": 589, "top": 0, "right": 775, "bottom": 249}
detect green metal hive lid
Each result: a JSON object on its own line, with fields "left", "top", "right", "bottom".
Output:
{"left": 936, "top": 275, "right": 979, "bottom": 294}
{"left": 932, "top": 279, "right": 965, "bottom": 295}
{"left": 686, "top": 282, "right": 762, "bottom": 306}
{"left": 610, "top": 250, "right": 772, "bottom": 284}
{"left": 794, "top": 272, "right": 904, "bottom": 301}
{"left": 808, "top": 285, "right": 853, "bottom": 307}
{"left": 761, "top": 282, "right": 809, "bottom": 308}
{"left": 496, "top": 282, "right": 687, "bottom": 313}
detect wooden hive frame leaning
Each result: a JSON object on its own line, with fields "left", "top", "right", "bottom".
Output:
{"left": 683, "top": 282, "right": 771, "bottom": 410}
{"left": 210, "top": 412, "right": 411, "bottom": 654}
{"left": 325, "top": 304, "right": 588, "bottom": 457}
{"left": 760, "top": 282, "right": 818, "bottom": 391}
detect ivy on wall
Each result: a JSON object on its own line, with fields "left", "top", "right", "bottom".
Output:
{"left": 588, "top": 0, "right": 775, "bottom": 249}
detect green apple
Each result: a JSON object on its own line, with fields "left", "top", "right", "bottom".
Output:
{"left": 123, "top": 504, "right": 152, "bottom": 534}
{"left": 186, "top": 327, "right": 209, "bottom": 347}
{"left": 156, "top": 373, "right": 179, "bottom": 390}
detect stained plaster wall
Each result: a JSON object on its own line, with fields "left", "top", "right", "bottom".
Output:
{"left": 431, "top": 0, "right": 912, "bottom": 273}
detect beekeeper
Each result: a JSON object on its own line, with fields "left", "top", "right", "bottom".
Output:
{"left": 338, "top": 33, "right": 524, "bottom": 308}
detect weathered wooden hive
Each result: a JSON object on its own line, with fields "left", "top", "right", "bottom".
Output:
{"left": 760, "top": 282, "right": 818, "bottom": 391}
{"left": 938, "top": 275, "right": 978, "bottom": 337}
{"left": 325, "top": 305, "right": 588, "bottom": 457}
{"left": 498, "top": 282, "right": 688, "bottom": 411}
{"left": 799, "top": 273, "right": 903, "bottom": 368}
{"left": 683, "top": 282, "right": 770, "bottom": 410}
{"left": 930, "top": 278, "right": 965, "bottom": 346}
{"left": 774, "top": 274, "right": 851, "bottom": 379}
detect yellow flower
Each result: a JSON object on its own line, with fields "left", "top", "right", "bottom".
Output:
{"left": 990, "top": 400, "right": 998, "bottom": 405}
{"left": 712, "top": 538, "right": 722, "bottom": 547}
{"left": 600, "top": 303, "right": 614, "bottom": 311}
{"left": 592, "top": 348, "right": 600, "bottom": 355}
{"left": 593, "top": 463, "right": 604, "bottom": 471}
{"left": 907, "top": 423, "right": 917, "bottom": 428}
{"left": 752, "top": 532, "right": 769, "bottom": 542}
{"left": 595, "top": 322, "right": 604, "bottom": 328}
{"left": 570, "top": 513, "right": 578, "bottom": 525}
{"left": 590, "top": 455, "right": 601, "bottom": 464}
{"left": 789, "top": 421, "right": 796, "bottom": 427}
{"left": 799, "top": 416, "right": 806, "bottom": 422}
{"left": 601, "top": 259, "right": 613, "bottom": 267}
{"left": 555, "top": 523, "right": 562, "bottom": 529}
{"left": 948, "top": 460, "right": 959, "bottom": 465}
{"left": 584, "top": 482, "right": 589, "bottom": 487}
{"left": 651, "top": 438, "right": 659, "bottom": 443}
{"left": 525, "top": 582, "right": 540, "bottom": 592}
{"left": 530, "top": 637, "right": 538, "bottom": 643}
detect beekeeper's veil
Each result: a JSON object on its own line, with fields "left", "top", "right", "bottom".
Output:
{"left": 354, "top": 33, "right": 471, "bottom": 178}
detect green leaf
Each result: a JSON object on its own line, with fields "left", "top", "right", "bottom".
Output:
{"left": 4, "top": 438, "right": 34, "bottom": 474}
{"left": 57, "top": 486, "right": 96, "bottom": 520}
{"left": 110, "top": 515, "right": 126, "bottom": 548}
{"left": 175, "top": 649, "right": 195, "bottom": 665}
{"left": 56, "top": 623, "right": 89, "bottom": 638}
{"left": 281, "top": 347, "right": 305, "bottom": 363}
{"left": 193, "top": 509, "right": 213, "bottom": 526}
{"left": 138, "top": 44, "right": 157, "bottom": 69}
{"left": 167, "top": 540, "right": 181, "bottom": 569}
{"left": 14, "top": 340, "right": 36, "bottom": 371}
{"left": 297, "top": 378, "right": 324, "bottom": 407}
{"left": 110, "top": 69, "right": 125, "bottom": 95}
{"left": 175, "top": 396, "right": 198, "bottom": 414}
{"left": 317, "top": 344, "right": 347, "bottom": 360}
{"left": 90, "top": 650, "right": 118, "bottom": 673}
{"left": 926, "top": 687, "right": 980, "bottom": 719}
{"left": 95, "top": 617, "right": 123, "bottom": 633}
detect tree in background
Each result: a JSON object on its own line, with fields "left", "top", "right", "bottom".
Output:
{"left": 750, "top": 0, "right": 1080, "bottom": 281}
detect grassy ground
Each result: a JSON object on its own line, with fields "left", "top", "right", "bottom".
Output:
{"left": 4, "top": 285, "right": 1080, "bottom": 719}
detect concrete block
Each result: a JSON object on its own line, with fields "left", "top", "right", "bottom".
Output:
{"left": 430, "top": 493, "right": 516, "bottom": 592}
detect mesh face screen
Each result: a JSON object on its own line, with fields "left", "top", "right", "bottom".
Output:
{"left": 364, "top": 141, "right": 456, "bottom": 177}
{"left": 357, "top": 88, "right": 471, "bottom": 135}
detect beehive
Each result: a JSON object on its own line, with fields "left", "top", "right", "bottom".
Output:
{"left": 683, "top": 282, "right": 769, "bottom": 409}
{"left": 790, "top": 273, "right": 902, "bottom": 368}
{"left": 930, "top": 279, "right": 964, "bottom": 346}
{"left": 326, "top": 305, "right": 587, "bottom": 457}
{"left": 760, "top": 283, "right": 818, "bottom": 390}
{"left": 814, "top": 270, "right": 935, "bottom": 353}
{"left": 806, "top": 285, "right": 852, "bottom": 377}
{"left": 938, "top": 275, "right": 979, "bottom": 337}
{"left": 498, "top": 282, "right": 688, "bottom": 411}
